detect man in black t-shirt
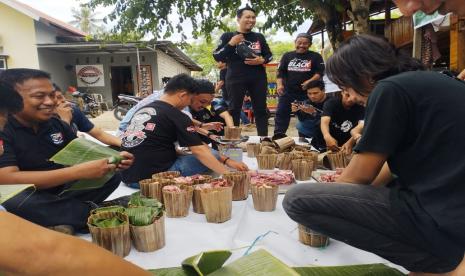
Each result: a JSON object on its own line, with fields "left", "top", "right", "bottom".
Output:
{"left": 284, "top": 35, "right": 465, "bottom": 274}
{"left": 320, "top": 91, "right": 364, "bottom": 154}
{"left": 0, "top": 68, "right": 134, "bottom": 232}
{"left": 290, "top": 80, "right": 328, "bottom": 150}
{"left": 213, "top": 5, "right": 272, "bottom": 136}
{"left": 121, "top": 74, "right": 248, "bottom": 187}
{"left": 274, "top": 33, "right": 324, "bottom": 135}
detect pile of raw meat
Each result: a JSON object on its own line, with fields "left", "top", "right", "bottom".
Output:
{"left": 249, "top": 170, "right": 295, "bottom": 185}
{"left": 318, "top": 168, "right": 344, "bottom": 182}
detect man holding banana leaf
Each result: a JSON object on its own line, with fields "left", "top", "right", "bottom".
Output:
{"left": 0, "top": 68, "right": 134, "bottom": 234}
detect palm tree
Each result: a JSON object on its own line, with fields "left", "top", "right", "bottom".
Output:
{"left": 69, "top": 5, "right": 104, "bottom": 35}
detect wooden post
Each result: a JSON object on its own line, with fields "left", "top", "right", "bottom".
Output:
{"left": 450, "top": 15, "right": 465, "bottom": 72}
{"left": 412, "top": 27, "right": 422, "bottom": 59}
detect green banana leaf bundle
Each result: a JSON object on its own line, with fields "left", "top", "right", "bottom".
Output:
{"left": 129, "top": 192, "right": 164, "bottom": 209}
{"left": 126, "top": 206, "right": 161, "bottom": 226}
{"left": 90, "top": 216, "right": 125, "bottom": 228}
{"left": 91, "top": 205, "right": 126, "bottom": 215}
{"left": 50, "top": 138, "right": 123, "bottom": 191}
{"left": 149, "top": 249, "right": 406, "bottom": 276}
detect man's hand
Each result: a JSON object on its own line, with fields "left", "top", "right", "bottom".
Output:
{"left": 226, "top": 159, "right": 249, "bottom": 171}
{"left": 244, "top": 56, "right": 264, "bottom": 66}
{"left": 277, "top": 84, "right": 285, "bottom": 96}
{"left": 55, "top": 102, "right": 73, "bottom": 124}
{"left": 74, "top": 159, "right": 116, "bottom": 179}
{"left": 116, "top": 151, "right": 134, "bottom": 170}
{"left": 202, "top": 122, "right": 224, "bottom": 132}
{"left": 300, "top": 105, "right": 317, "bottom": 115}
{"left": 340, "top": 140, "right": 355, "bottom": 155}
{"left": 228, "top": 34, "right": 244, "bottom": 46}
{"left": 215, "top": 80, "right": 224, "bottom": 92}
{"left": 301, "top": 79, "right": 311, "bottom": 89}
{"left": 324, "top": 135, "right": 340, "bottom": 152}
{"left": 291, "top": 103, "right": 300, "bottom": 112}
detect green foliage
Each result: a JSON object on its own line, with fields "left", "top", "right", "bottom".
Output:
{"left": 125, "top": 206, "right": 160, "bottom": 226}
{"left": 87, "top": 0, "right": 313, "bottom": 41}
{"left": 92, "top": 206, "right": 126, "bottom": 214}
{"left": 128, "top": 192, "right": 163, "bottom": 209}
{"left": 70, "top": 4, "right": 104, "bottom": 35}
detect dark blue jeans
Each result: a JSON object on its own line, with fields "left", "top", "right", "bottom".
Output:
{"left": 274, "top": 92, "right": 307, "bottom": 135}
{"left": 283, "top": 183, "right": 462, "bottom": 273}
{"left": 3, "top": 174, "right": 121, "bottom": 231}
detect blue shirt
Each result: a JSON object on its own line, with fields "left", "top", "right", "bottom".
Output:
{"left": 70, "top": 105, "right": 94, "bottom": 133}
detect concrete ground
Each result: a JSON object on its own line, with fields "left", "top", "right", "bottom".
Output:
{"left": 90, "top": 111, "right": 300, "bottom": 137}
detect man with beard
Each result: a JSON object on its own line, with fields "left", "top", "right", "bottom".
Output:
{"left": 274, "top": 33, "right": 325, "bottom": 136}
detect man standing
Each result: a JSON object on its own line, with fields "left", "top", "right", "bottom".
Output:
{"left": 0, "top": 68, "right": 133, "bottom": 233}
{"left": 121, "top": 74, "right": 247, "bottom": 187}
{"left": 213, "top": 5, "right": 272, "bottom": 136}
{"left": 274, "top": 33, "right": 325, "bottom": 135}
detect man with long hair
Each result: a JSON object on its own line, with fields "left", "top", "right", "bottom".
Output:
{"left": 284, "top": 34, "right": 465, "bottom": 275}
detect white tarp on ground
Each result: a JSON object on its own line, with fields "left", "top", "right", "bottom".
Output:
{"left": 79, "top": 135, "right": 405, "bottom": 272}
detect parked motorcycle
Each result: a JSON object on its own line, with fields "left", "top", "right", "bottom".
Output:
{"left": 71, "top": 90, "right": 101, "bottom": 118}
{"left": 113, "top": 94, "right": 141, "bottom": 121}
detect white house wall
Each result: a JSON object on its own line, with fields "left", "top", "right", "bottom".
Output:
{"left": 38, "top": 48, "right": 73, "bottom": 92}
{"left": 156, "top": 50, "right": 190, "bottom": 89}
{"left": 34, "top": 21, "right": 58, "bottom": 44}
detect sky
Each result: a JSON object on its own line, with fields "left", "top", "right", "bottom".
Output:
{"left": 16, "top": 0, "right": 312, "bottom": 43}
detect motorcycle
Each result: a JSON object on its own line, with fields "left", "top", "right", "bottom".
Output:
{"left": 71, "top": 90, "right": 101, "bottom": 118}
{"left": 113, "top": 94, "right": 141, "bottom": 121}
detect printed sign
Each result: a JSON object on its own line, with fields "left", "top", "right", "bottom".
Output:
{"left": 76, "top": 65, "right": 105, "bottom": 87}
{"left": 137, "top": 65, "right": 153, "bottom": 97}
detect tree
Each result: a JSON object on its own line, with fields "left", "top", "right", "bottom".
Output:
{"left": 87, "top": 0, "right": 373, "bottom": 50}
{"left": 347, "top": 0, "right": 372, "bottom": 35}
{"left": 70, "top": 4, "right": 104, "bottom": 35}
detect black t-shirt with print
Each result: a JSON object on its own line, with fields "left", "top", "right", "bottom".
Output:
{"left": 277, "top": 50, "right": 325, "bottom": 94}
{"left": 0, "top": 116, "right": 76, "bottom": 171}
{"left": 121, "top": 101, "right": 203, "bottom": 183}
{"left": 213, "top": 31, "right": 273, "bottom": 79}
{"left": 322, "top": 97, "right": 364, "bottom": 145}
{"left": 294, "top": 97, "right": 328, "bottom": 151}
{"left": 355, "top": 71, "right": 465, "bottom": 257}
{"left": 189, "top": 99, "right": 228, "bottom": 146}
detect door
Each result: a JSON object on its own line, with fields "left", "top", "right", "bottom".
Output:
{"left": 111, "top": 66, "right": 134, "bottom": 101}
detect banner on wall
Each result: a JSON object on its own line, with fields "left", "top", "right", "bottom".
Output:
{"left": 76, "top": 65, "right": 105, "bottom": 87}
{"left": 136, "top": 65, "right": 153, "bottom": 98}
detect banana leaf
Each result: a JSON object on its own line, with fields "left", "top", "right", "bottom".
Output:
{"left": 148, "top": 249, "right": 406, "bottom": 276}
{"left": 50, "top": 138, "right": 123, "bottom": 191}
{"left": 129, "top": 192, "right": 163, "bottom": 209}
{"left": 92, "top": 205, "right": 126, "bottom": 214}
{"left": 91, "top": 216, "right": 125, "bottom": 228}
{"left": 126, "top": 206, "right": 161, "bottom": 226}
{"left": 209, "top": 249, "right": 299, "bottom": 276}
{"left": 0, "top": 184, "right": 35, "bottom": 204}
{"left": 294, "top": 264, "right": 406, "bottom": 275}
{"left": 182, "top": 250, "right": 232, "bottom": 275}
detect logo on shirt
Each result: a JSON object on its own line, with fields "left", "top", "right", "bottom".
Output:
{"left": 186, "top": 126, "right": 197, "bottom": 133}
{"left": 288, "top": 58, "right": 312, "bottom": 72}
{"left": 122, "top": 107, "right": 156, "bottom": 148}
{"left": 145, "top": 123, "right": 156, "bottom": 131}
{"left": 0, "top": 139, "right": 3, "bottom": 156}
{"left": 337, "top": 120, "right": 353, "bottom": 133}
{"left": 50, "top": 132, "right": 64, "bottom": 145}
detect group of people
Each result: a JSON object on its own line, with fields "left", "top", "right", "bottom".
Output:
{"left": 1, "top": 0, "right": 465, "bottom": 275}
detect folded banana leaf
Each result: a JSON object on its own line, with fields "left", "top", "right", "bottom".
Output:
{"left": 129, "top": 192, "right": 163, "bottom": 209}
{"left": 126, "top": 206, "right": 160, "bottom": 226}
{"left": 148, "top": 249, "right": 406, "bottom": 276}
{"left": 0, "top": 184, "right": 35, "bottom": 204}
{"left": 90, "top": 216, "right": 125, "bottom": 228}
{"left": 182, "top": 250, "right": 232, "bottom": 275}
{"left": 92, "top": 206, "right": 126, "bottom": 214}
{"left": 50, "top": 138, "right": 123, "bottom": 191}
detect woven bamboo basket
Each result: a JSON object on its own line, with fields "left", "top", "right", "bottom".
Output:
{"left": 246, "top": 143, "right": 262, "bottom": 158}
{"left": 87, "top": 211, "right": 131, "bottom": 257}
{"left": 224, "top": 126, "right": 242, "bottom": 140}
{"left": 130, "top": 213, "right": 165, "bottom": 252}
{"left": 162, "top": 186, "right": 193, "bottom": 218}
{"left": 250, "top": 183, "right": 279, "bottom": 212}
{"left": 298, "top": 224, "right": 330, "bottom": 248}
{"left": 223, "top": 171, "right": 250, "bottom": 201}
{"left": 200, "top": 186, "right": 233, "bottom": 223}
{"left": 256, "top": 154, "right": 278, "bottom": 170}
{"left": 291, "top": 159, "right": 313, "bottom": 181}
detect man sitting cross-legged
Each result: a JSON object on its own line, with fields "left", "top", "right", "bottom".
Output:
{"left": 0, "top": 68, "right": 134, "bottom": 234}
